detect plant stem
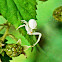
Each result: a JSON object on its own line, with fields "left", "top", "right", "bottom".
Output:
{"left": 7, "top": 34, "right": 18, "bottom": 41}
{"left": 0, "top": 26, "right": 4, "bottom": 31}
{"left": 0, "top": 24, "right": 4, "bottom": 26}
{"left": 0, "top": 22, "right": 18, "bottom": 43}
{"left": 0, "top": 59, "right": 2, "bottom": 62}
{"left": 0, "top": 22, "right": 11, "bottom": 42}
{"left": 0, "top": 26, "right": 9, "bottom": 42}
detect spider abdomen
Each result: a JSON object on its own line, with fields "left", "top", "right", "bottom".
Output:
{"left": 28, "top": 19, "right": 37, "bottom": 29}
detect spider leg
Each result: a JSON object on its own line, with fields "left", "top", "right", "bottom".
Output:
{"left": 21, "top": 20, "right": 27, "bottom": 24}
{"left": 16, "top": 24, "right": 25, "bottom": 30}
{"left": 31, "top": 32, "right": 42, "bottom": 47}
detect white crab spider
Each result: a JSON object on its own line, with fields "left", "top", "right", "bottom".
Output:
{"left": 16, "top": 19, "right": 42, "bottom": 48}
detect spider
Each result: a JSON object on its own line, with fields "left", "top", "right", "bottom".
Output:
{"left": 16, "top": 19, "right": 42, "bottom": 49}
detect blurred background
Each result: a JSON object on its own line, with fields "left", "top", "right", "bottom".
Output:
{"left": 0, "top": 0, "right": 62, "bottom": 62}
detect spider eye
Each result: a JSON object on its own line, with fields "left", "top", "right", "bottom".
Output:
{"left": 24, "top": 23, "right": 25, "bottom": 24}
{"left": 29, "top": 19, "right": 37, "bottom": 29}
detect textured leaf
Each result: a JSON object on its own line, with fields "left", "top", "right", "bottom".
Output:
{"left": 0, "top": 0, "right": 36, "bottom": 28}
{"left": 13, "top": 0, "right": 36, "bottom": 21}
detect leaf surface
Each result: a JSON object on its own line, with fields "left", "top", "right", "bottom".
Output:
{"left": 36, "top": 0, "right": 62, "bottom": 62}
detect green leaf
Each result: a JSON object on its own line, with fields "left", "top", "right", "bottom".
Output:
{"left": 13, "top": 0, "right": 36, "bottom": 21}
{"left": 0, "top": 16, "right": 7, "bottom": 24}
{"left": 36, "top": 0, "right": 62, "bottom": 62}
{"left": 0, "top": 0, "right": 36, "bottom": 28}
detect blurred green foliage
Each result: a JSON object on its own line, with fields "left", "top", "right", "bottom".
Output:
{"left": 36, "top": 0, "right": 62, "bottom": 62}
{"left": 0, "top": 0, "right": 62, "bottom": 62}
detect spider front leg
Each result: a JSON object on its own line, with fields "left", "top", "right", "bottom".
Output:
{"left": 21, "top": 20, "right": 27, "bottom": 24}
{"left": 16, "top": 24, "right": 25, "bottom": 30}
{"left": 29, "top": 32, "right": 42, "bottom": 47}
{"left": 16, "top": 20, "right": 27, "bottom": 30}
